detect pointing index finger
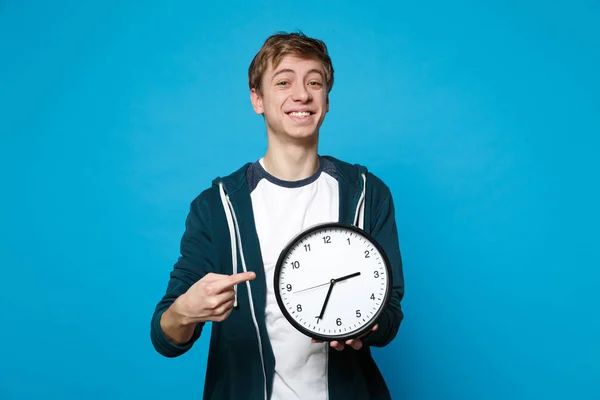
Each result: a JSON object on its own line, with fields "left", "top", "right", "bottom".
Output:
{"left": 206, "top": 272, "right": 256, "bottom": 294}
{"left": 229, "top": 271, "right": 256, "bottom": 286}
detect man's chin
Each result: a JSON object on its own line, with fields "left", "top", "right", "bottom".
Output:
{"left": 285, "top": 129, "right": 319, "bottom": 143}
{"left": 285, "top": 122, "right": 322, "bottom": 138}
{"left": 266, "top": 122, "right": 321, "bottom": 144}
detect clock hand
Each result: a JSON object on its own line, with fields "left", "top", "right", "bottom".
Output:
{"left": 316, "top": 279, "right": 335, "bottom": 322}
{"left": 292, "top": 281, "right": 331, "bottom": 294}
{"left": 333, "top": 271, "right": 361, "bottom": 283}
{"left": 293, "top": 272, "right": 361, "bottom": 294}
{"left": 313, "top": 273, "right": 360, "bottom": 323}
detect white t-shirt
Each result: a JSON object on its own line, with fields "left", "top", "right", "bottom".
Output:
{"left": 247, "top": 156, "right": 340, "bottom": 400}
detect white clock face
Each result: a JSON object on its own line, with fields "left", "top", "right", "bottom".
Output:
{"left": 274, "top": 223, "right": 391, "bottom": 341}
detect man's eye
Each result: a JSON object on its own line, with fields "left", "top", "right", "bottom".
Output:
{"left": 308, "top": 81, "right": 322, "bottom": 86}
{"left": 277, "top": 81, "right": 288, "bottom": 86}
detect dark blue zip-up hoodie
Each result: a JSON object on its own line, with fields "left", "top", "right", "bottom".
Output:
{"left": 150, "top": 155, "right": 405, "bottom": 399}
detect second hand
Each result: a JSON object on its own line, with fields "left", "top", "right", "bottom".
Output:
{"left": 292, "top": 281, "right": 331, "bottom": 294}
{"left": 291, "top": 272, "right": 361, "bottom": 294}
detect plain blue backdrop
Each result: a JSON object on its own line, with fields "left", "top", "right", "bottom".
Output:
{"left": 1, "top": 1, "right": 599, "bottom": 399}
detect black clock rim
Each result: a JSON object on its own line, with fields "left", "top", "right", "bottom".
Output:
{"left": 273, "top": 222, "right": 393, "bottom": 342}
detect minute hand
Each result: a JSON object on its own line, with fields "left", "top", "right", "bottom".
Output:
{"left": 316, "top": 280, "right": 335, "bottom": 321}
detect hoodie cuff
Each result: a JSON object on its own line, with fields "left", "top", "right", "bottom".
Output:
{"left": 151, "top": 309, "right": 195, "bottom": 357}
{"left": 361, "top": 312, "right": 390, "bottom": 347}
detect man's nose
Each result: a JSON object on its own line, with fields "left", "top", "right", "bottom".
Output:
{"left": 291, "top": 83, "right": 311, "bottom": 102}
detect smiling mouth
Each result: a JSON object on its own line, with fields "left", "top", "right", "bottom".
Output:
{"left": 287, "top": 111, "right": 314, "bottom": 118}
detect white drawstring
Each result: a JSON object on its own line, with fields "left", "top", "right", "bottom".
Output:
{"left": 218, "top": 182, "right": 238, "bottom": 307}
{"left": 353, "top": 173, "right": 367, "bottom": 230}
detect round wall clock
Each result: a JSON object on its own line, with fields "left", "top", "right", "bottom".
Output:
{"left": 274, "top": 222, "right": 392, "bottom": 341}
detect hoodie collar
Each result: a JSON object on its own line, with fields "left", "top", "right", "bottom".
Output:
{"left": 212, "top": 155, "right": 367, "bottom": 194}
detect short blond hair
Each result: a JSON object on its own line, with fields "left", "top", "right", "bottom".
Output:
{"left": 248, "top": 31, "right": 334, "bottom": 95}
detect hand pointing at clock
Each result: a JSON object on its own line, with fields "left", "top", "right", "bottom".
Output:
{"left": 161, "top": 271, "right": 257, "bottom": 345}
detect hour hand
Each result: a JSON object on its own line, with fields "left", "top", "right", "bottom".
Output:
{"left": 334, "top": 271, "right": 361, "bottom": 283}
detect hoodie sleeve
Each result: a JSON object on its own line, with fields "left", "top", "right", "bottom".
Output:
{"left": 150, "top": 192, "right": 215, "bottom": 357}
{"left": 362, "top": 184, "right": 405, "bottom": 348}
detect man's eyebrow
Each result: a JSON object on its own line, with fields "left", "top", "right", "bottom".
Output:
{"left": 271, "top": 68, "right": 325, "bottom": 80}
{"left": 306, "top": 69, "right": 325, "bottom": 78}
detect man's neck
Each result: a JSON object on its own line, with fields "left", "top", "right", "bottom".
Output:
{"left": 262, "top": 137, "right": 320, "bottom": 182}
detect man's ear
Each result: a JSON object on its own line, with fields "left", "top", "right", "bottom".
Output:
{"left": 250, "top": 88, "right": 264, "bottom": 115}
{"left": 326, "top": 95, "right": 330, "bottom": 113}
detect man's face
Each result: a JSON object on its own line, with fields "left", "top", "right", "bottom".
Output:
{"left": 251, "top": 55, "right": 329, "bottom": 142}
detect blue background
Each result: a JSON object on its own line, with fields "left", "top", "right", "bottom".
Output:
{"left": 1, "top": 1, "right": 599, "bottom": 399}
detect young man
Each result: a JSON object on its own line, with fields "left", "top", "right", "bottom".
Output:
{"left": 150, "top": 32, "right": 405, "bottom": 400}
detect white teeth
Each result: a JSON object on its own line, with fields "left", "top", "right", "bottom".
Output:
{"left": 289, "top": 112, "right": 310, "bottom": 117}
